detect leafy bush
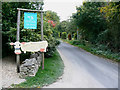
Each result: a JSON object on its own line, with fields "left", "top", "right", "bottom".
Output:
{"left": 58, "top": 32, "right": 61, "bottom": 38}
{"left": 55, "top": 39, "right": 60, "bottom": 46}
{"left": 61, "top": 32, "right": 67, "bottom": 39}
{"left": 73, "top": 33, "right": 77, "bottom": 40}
{"left": 72, "top": 40, "right": 86, "bottom": 46}
{"left": 44, "top": 36, "right": 58, "bottom": 57}
{"left": 72, "top": 40, "right": 81, "bottom": 45}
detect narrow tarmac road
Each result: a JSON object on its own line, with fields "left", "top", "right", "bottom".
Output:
{"left": 45, "top": 41, "right": 118, "bottom": 88}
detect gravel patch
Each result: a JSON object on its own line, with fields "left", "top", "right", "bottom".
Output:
{"left": 2, "top": 55, "right": 26, "bottom": 88}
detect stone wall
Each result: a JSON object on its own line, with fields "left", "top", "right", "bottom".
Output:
{"left": 19, "top": 53, "right": 42, "bottom": 78}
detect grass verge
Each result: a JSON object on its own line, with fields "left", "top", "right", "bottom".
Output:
{"left": 63, "top": 39, "right": 120, "bottom": 62}
{"left": 12, "top": 50, "right": 64, "bottom": 88}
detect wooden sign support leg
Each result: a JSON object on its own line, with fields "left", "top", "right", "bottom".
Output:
{"left": 42, "top": 52, "right": 44, "bottom": 69}
{"left": 41, "top": 11, "right": 44, "bottom": 70}
{"left": 77, "top": 27, "right": 79, "bottom": 40}
{"left": 16, "top": 9, "right": 20, "bottom": 73}
{"left": 16, "top": 55, "right": 20, "bottom": 73}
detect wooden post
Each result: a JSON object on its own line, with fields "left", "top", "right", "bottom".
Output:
{"left": 16, "top": 9, "right": 20, "bottom": 73}
{"left": 17, "top": 8, "right": 43, "bottom": 12}
{"left": 41, "top": 11, "right": 44, "bottom": 70}
{"left": 77, "top": 27, "right": 79, "bottom": 40}
{"left": 42, "top": 53, "right": 44, "bottom": 69}
{"left": 41, "top": 11, "right": 43, "bottom": 40}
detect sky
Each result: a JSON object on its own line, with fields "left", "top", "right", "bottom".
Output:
{"left": 43, "top": 0, "right": 83, "bottom": 22}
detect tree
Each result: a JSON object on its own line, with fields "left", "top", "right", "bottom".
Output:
{"left": 100, "top": 2, "right": 120, "bottom": 52}
{"left": 2, "top": 2, "right": 33, "bottom": 57}
{"left": 65, "top": 19, "right": 77, "bottom": 37}
{"left": 44, "top": 10, "right": 60, "bottom": 38}
{"left": 73, "top": 2, "right": 107, "bottom": 42}
{"left": 44, "top": 10, "right": 60, "bottom": 24}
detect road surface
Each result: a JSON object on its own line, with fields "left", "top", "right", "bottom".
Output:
{"left": 45, "top": 41, "right": 118, "bottom": 88}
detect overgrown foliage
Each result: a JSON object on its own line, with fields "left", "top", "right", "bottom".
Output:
{"left": 99, "top": 2, "right": 120, "bottom": 52}
{"left": 2, "top": 2, "right": 33, "bottom": 57}
{"left": 73, "top": 2, "right": 107, "bottom": 42}
{"left": 61, "top": 32, "right": 67, "bottom": 39}
{"left": 73, "top": 2, "right": 120, "bottom": 53}
{"left": 56, "top": 20, "right": 77, "bottom": 39}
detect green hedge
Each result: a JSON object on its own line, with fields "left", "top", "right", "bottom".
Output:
{"left": 61, "top": 32, "right": 67, "bottom": 39}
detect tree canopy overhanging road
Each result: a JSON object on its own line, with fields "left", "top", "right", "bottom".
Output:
{"left": 45, "top": 41, "right": 118, "bottom": 88}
